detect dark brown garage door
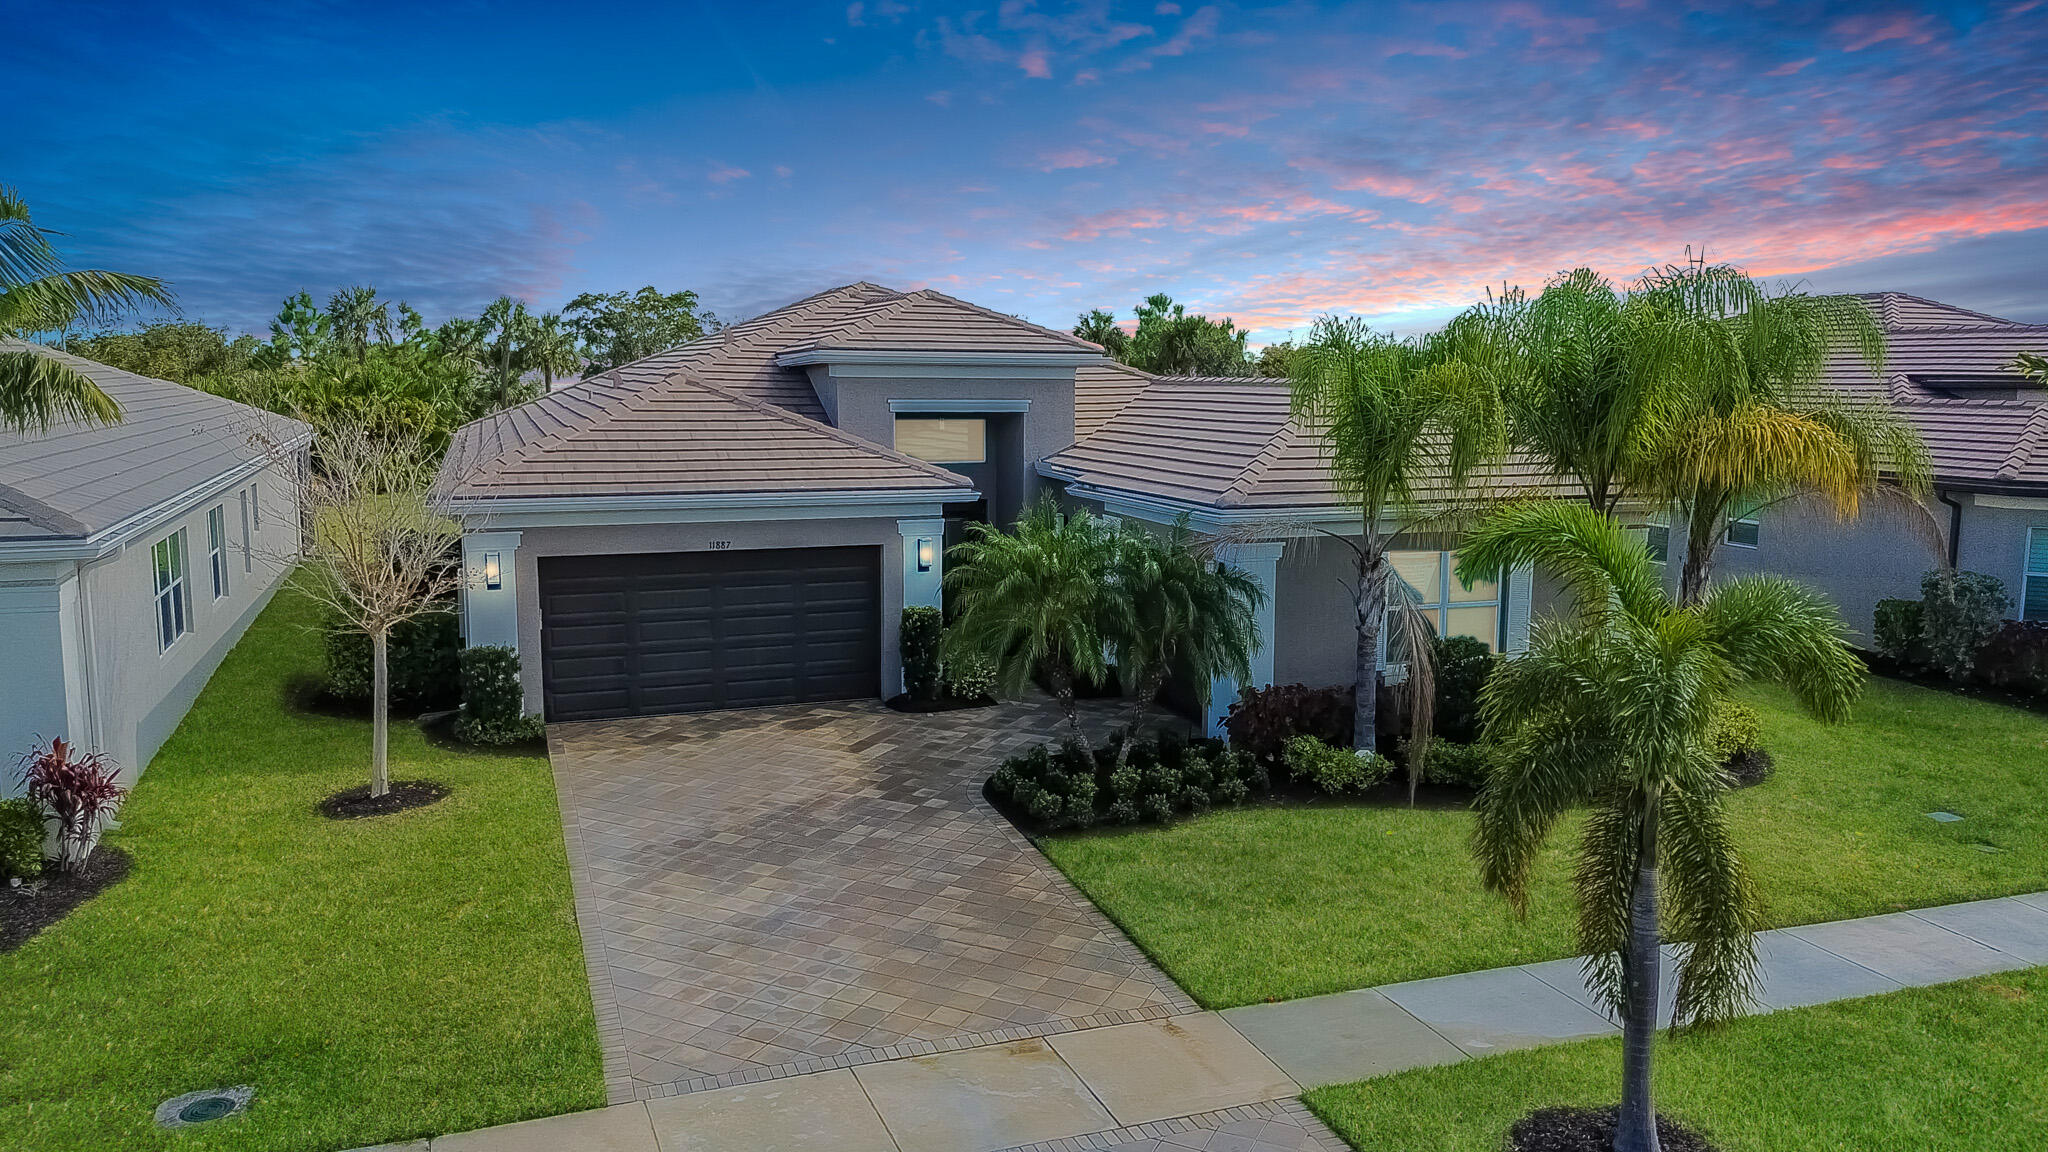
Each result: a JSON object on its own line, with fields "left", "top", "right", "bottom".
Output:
{"left": 537, "top": 547, "right": 881, "bottom": 721}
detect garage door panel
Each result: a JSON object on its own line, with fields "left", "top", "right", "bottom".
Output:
{"left": 538, "top": 546, "right": 881, "bottom": 721}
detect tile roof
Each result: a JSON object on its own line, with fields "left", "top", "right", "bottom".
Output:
{"left": 0, "top": 341, "right": 307, "bottom": 542}
{"left": 1826, "top": 293, "right": 2048, "bottom": 488}
{"left": 447, "top": 282, "right": 1096, "bottom": 501}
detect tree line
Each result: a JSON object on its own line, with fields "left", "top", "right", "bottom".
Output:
{"left": 1073, "top": 293, "right": 1297, "bottom": 378}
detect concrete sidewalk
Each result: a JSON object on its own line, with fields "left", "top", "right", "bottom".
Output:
{"left": 355, "top": 891, "right": 2048, "bottom": 1152}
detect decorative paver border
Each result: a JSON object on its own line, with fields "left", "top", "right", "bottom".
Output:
{"left": 547, "top": 725, "right": 639, "bottom": 1104}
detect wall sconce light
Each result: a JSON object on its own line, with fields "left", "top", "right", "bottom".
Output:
{"left": 916, "top": 538, "right": 934, "bottom": 573}
{"left": 482, "top": 551, "right": 502, "bottom": 590}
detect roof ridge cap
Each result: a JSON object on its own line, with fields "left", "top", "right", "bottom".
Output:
{"left": 0, "top": 477, "right": 90, "bottom": 537}
{"left": 1217, "top": 406, "right": 1307, "bottom": 508}
{"left": 1997, "top": 406, "right": 2048, "bottom": 480}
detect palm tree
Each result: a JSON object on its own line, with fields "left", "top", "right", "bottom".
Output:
{"left": 945, "top": 497, "right": 1132, "bottom": 752}
{"left": 1632, "top": 261, "right": 1929, "bottom": 603}
{"left": 0, "top": 187, "right": 171, "bottom": 431}
{"left": 1111, "top": 518, "right": 1266, "bottom": 753}
{"left": 479, "top": 295, "right": 536, "bottom": 407}
{"left": 325, "top": 286, "right": 391, "bottom": 364}
{"left": 1073, "top": 308, "right": 1130, "bottom": 360}
{"left": 1289, "top": 315, "right": 1505, "bottom": 752}
{"left": 1455, "top": 500, "right": 1863, "bottom": 1152}
{"left": 2013, "top": 351, "right": 2047, "bottom": 387}
{"left": 524, "top": 311, "right": 583, "bottom": 394}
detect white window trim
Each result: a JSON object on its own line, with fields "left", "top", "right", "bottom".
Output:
{"left": 2024, "top": 527, "right": 2048, "bottom": 622}
{"left": 208, "top": 504, "right": 229, "bottom": 599}
{"left": 153, "top": 529, "right": 190, "bottom": 652}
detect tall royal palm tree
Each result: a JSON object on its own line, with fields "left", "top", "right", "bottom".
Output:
{"left": 1633, "top": 261, "right": 1929, "bottom": 603}
{"left": 945, "top": 497, "right": 1133, "bottom": 752}
{"left": 1111, "top": 518, "right": 1266, "bottom": 752}
{"left": 0, "top": 187, "right": 171, "bottom": 431}
{"left": 1290, "top": 314, "right": 1506, "bottom": 752}
{"left": 1456, "top": 500, "right": 1863, "bottom": 1152}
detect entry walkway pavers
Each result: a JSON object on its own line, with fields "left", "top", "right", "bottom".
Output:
{"left": 548, "top": 698, "right": 1195, "bottom": 1100}
{"left": 355, "top": 892, "right": 2043, "bottom": 1152}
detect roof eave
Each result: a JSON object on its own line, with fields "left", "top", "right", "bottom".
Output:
{"left": 775, "top": 348, "right": 1111, "bottom": 369}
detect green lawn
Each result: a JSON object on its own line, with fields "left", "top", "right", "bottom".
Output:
{"left": 0, "top": 586, "right": 604, "bottom": 1152}
{"left": 1044, "top": 677, "right": 2048, "bottom": 1008}
{"left": 1306, "top": 966, "right": 2048, "bottom": 1151}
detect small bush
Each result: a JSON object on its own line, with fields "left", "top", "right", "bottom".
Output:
{"left": 1974, "top": 621, "right": 2048, "bottom": 698}
{"left": 1872, "top": 598, "right": 1926, "bottom": 665}
{"left": 1432, "top": 635, "right": 1497, "bottom": 743}
{"left": 900, "top": 606, "right": 944, "bottom": 701}
{"left": 454, "top": 646, "right": 546, "bottom": 745}
{"left": 323, "top": 611, "right": 461, "bottom": 710}
{"left": 987, "top": 732, "right": 1258, "bottom": 830}
{"left": 1224, "top": 683, "right": 1353, "bottom": 768}
{"left": 17, "top": 738, "right": 125, "bottom": 873}
{"left": 1707, "top": 702, "right": 1764, "bottom": 763}
{"left": 1919, "top": 569, "right": 2011, "bottom": 678}
{"left": 1282, "top": 736, "right": 1394, "bottom": 796}
{"left": 1422, "top": 740, "right": 1496, "bottom": 789}
{"left": 0, "top": 797, "right": 46, "bottom": 882}
{"left": 943, "top": 650, "right": 999, "bottom": 702}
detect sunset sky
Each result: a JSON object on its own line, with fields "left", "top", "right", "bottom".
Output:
{"left": 11, "top": 0, "right": 2046, "bottom": 339}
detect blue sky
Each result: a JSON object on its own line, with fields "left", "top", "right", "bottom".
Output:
{"left": 9, "top": 1, "right": 2046, "bottom": 340}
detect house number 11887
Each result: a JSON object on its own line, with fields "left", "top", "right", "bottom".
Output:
{"left": 708, "top": 540, "right": 732, "bottom": 550}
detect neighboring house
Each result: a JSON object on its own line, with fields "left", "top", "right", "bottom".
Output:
{"left": 0, "top": 342, "right": 308, "bottom": 790}
{"left": 1704, "top": 293, "right": 2048, "bottom": 639}
{"left": 442, "top": 283, "right": 1538, "bottom": 734}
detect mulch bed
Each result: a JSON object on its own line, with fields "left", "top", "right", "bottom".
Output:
{"left": 886, "top": 693, "right": 997, "bottom": 713}
{"left": 2, "top": 846, "right": 133, "bottom": 953}
{"left": 318, "top": 780, "right": 450, "bottom": 820}
{"left": 1723, "top": 747, "right": 1776, "bottom": 789}
{"left": 1860, "top": 656, "right": 2048, "bottom": 717}
{"left": 1509, "top": 1106, "right": 1719, "bottom": 1152}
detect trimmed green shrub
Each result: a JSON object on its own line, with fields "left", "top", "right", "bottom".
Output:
{"left": 323, "top": 611, "right": 461, "bottom": 711}
{"left": 1422, "top": 740, "right": 1496, "bottom": 789}
{"left": 1872, "top": 598, "right": 1926, "bottom": 665}
{"left": 1283, "top": 736, "right": 1394, "bottom": 796}
{"left": 0, "top": 797, "right": 46, "bottom": 882}
{"left": 1708, "top": 702, "right": 1764, "bottom": 763}
{"left": 987, "top": 732, "right": 1264, "bottom": 830}
{"left": 900, "top": 606, "right": 944, "bottom": 701}
{"left": 1432, "top": 635, "right": 1497, "bottom": 743}
{"left": 1224, "top": 683, "right": 1353, "bottom": 768}
{"left": 454, "top": 646, "right": 546, "bottom": 745}
{"left": 943, "top": 650, "right": 999, "bottom": 702}
{"left": 1919, "top": 569, "right": 2011, "bottom": 678}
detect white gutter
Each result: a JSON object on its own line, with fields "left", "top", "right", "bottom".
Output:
{"left": 447, "top": 486, "right": 982, "bottom": 526}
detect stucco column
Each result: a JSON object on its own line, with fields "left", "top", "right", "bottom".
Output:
{"left": 1206, "top": 541, "right": 1283, "bottom": 738}
{"left": 460, "top": 530, "right": 523, "bottom": 657}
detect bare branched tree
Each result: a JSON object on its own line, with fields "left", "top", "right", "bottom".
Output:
{"left": 253, "top": 417, "right": 467, "bottom": 798}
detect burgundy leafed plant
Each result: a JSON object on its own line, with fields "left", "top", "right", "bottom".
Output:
{"left": 18, "top": 738, "right": 126, "bottom": 873}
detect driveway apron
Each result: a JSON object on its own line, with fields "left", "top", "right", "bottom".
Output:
{"left": 547, "top": 697, "right": 1197, "bottom": 1101}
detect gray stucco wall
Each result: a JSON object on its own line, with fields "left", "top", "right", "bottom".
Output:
{"left": 1700, "top": 491, "right": 2038, "bottom": 642}
{"left": 505, "top": 516, "right": 912, "bottom": 715}
{"left": 1, "top": 458, "right": 299, "bottom": 793}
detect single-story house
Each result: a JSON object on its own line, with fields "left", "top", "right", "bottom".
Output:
{"left": 0, "top": 342, "right": 308, "bottom": 789}
{"left": 1704, "top": 293, "right": 2048, "bottom": 638}
{"left": 443, "top": 284, "right": 2046, "bottom": 734}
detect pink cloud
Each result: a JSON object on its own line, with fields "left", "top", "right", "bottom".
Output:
{"left": 1019, "top": 46, "right": 1052, "bottom": 78}
{"left": 706, "top": 163, "right": 750, "bottom": 184}
{"left": 1037, "top": 147, "right": 1116, "bottom": 172}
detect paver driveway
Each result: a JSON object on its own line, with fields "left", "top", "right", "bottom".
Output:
{"left": 548, "top": 696, "right": 1197, "bottom": 1101}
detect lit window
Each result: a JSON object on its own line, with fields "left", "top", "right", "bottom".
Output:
{"left": 207, "top": 505, "right": 229, "bottom": 599}
{"left": 1725, "top": 501, "right": 1760, "bottom": 548}
{"left": 894, "top": 417, "right": 987, "bottom": 464}
{"left": 1387, "top": 549, "right": 1502, "bottom": 654}
{"left": 153, "top": 530, "right": 190, "bottom": 651}
{"left": 2025, "top": 528, "right": 2048, "bottom": 622}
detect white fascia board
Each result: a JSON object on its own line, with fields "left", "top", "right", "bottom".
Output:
{"left": 889, "top": 398, "right": 1032, "bottom": 413}
{"left": 1056, "top": 479, "right": 1366, "bottom": 536}
{"left": 1969, "top": 492, "right": 2048, "bottom": 510}
{"left": 449, "top": 488, "right": 980, "bottom": 528}
{"left": 0, "top": 438, "right": 310, "bottom": 564}
{"left": 776, "top": 349, "right": 1108, "bottom": 374}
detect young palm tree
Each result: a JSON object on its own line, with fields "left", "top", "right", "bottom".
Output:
{"left": 0, "top": 187, "right": 171, "bottom": 431}
{"left": 1633, "top": 261, "right": 1929, "bottom": 603}
{"left": 945, "top": 497, "right": 1133, "bottom": 752}
{"left": 1456, "top": 500, "right": 1864, "bottom": 1152}
{"left": 1111, "top": 518, "right": 1266, "bottom": 753}
{"left": 1290, "top": 314, "right": 1505, "bottom": 751}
